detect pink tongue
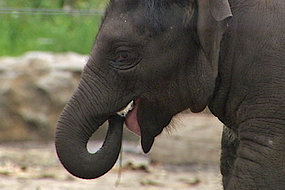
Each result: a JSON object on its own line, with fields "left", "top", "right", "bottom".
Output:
{"left": 125, "top": 100, "right": 141, "bottom": 136}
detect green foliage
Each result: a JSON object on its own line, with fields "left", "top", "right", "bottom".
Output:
{"left": 0, "top": 0, "right": 109, "bottom": 56}
{"left": 0, "top": 0, "right": 108, "bottom": 9}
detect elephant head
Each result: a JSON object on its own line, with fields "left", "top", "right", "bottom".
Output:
{"left": 55, "top": 0, "right": 232, "bottom": 179}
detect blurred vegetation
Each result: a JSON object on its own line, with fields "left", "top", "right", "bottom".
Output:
{"left": 0, "top": 0, "right": 109, "bottom": 56}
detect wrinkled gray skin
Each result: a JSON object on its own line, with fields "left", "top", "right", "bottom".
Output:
{"left": 55, "top": 0, "right": 285, "bottom": 189}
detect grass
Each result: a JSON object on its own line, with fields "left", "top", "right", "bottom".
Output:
{"left": 0, "top": 0, "right": 109, "bottom": 56}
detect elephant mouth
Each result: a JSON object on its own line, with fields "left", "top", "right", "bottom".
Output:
{"left": 125, "top": 99, "right": 141, "bottom": 136}
{"left": 116, "top": 99, "right": 141, "bottom": 136}
{"left": 117, "top": 98, "right": 164, "bottom": 153}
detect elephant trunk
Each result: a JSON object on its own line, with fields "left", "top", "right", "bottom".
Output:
{"left": 55, "top": 83, "right": 124, "bottom": 179}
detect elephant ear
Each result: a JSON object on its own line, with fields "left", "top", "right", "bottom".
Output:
{"left": 197, "top": 0, "right": 232, "bottom": 76}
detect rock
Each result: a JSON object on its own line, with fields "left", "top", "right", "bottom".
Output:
{"left": 36, "top": 71, "right": 76, "bottom": 105}
{"left": 150, "top": 114, "right": 223, "bottom": 164}
{"left": 0, "top": 52, "right": 85, "bottom": 141}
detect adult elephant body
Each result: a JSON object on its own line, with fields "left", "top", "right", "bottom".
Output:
{"left": 211, "top": 1, "right": 285, "bottom": 188}
{"left": 55, "top": 0, "right": 285, "bottom": 189}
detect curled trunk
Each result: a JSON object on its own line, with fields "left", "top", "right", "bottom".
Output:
{"left": 55, "top": 91, "right": 124, "bottom": 179}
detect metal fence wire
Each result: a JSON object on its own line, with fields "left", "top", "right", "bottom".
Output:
{"left": 0, "top": 8, "right": 104, "bottom": 16}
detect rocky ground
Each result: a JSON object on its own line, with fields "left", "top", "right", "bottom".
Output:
{"left": 0, "top": 115, "right": 223, "bottom": 190}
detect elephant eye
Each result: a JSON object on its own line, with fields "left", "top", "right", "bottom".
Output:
{"left": 109, "top": 48, "right": 141, "bottom": 70}
{"left": 116, "top": 51, "right": 129, "bottom": 62}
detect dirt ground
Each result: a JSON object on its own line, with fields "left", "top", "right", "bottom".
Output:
{"left": 0, "top": 141, "right": 222, "bottom": 190}
{"left": 0, "top": 114, "right": 223, "bottom": 190}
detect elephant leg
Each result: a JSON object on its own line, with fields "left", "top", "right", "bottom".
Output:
{"left": 225, "top": 119, "right": 285, "bottom": 190}
{"left": 220, "top": 126, "right": 239, "bottom": 188}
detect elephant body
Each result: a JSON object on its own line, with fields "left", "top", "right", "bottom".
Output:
{"left": 55, "top": 0, "right": 285, "bottom": 189}
{"left": 212, "top": 1, "right": 285, "bottom": 188}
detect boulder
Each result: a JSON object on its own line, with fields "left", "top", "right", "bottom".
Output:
{"left": 0, "top": 52, "right": 86, "bottom": 141}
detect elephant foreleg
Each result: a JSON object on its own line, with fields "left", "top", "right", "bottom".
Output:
{"left": 220, "top": 126, "right": 239, "bottom": 188}
{"left": 225, "top": 119, "right": 285, "bottom": 190}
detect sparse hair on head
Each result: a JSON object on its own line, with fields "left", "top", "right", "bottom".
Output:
{"left": 104, "top": 0, "right": 196, "bottom": 36}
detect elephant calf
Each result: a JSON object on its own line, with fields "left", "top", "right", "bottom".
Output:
{"left": 55, "top": 0, "right": 285, "bottom": 189}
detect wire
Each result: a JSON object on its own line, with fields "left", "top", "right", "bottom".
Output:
{"left": 0, "top": 8, "right": 104, "bottom": 16}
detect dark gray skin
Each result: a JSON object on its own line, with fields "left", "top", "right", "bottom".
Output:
{"left": 55, "top": 0, "right": 285, "bottom": 189}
